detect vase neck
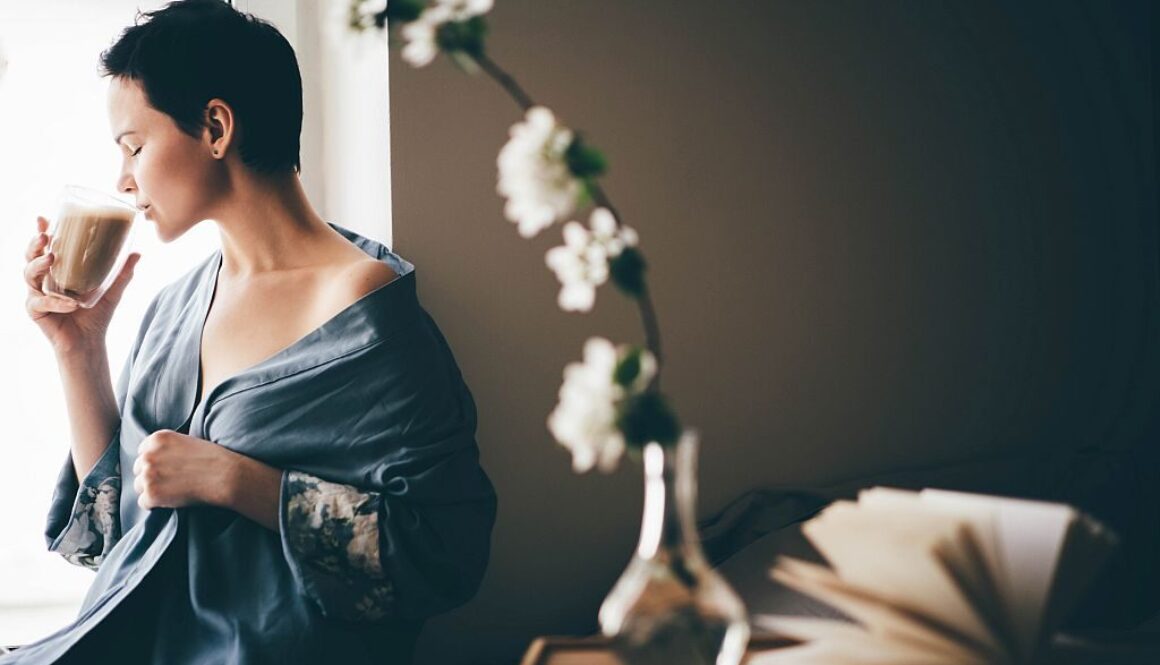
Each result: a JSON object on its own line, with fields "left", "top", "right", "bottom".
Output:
{"left": 636, "top": 435, "right": 704, "bottom": 562}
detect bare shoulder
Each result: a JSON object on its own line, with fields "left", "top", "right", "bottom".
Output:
{"left": 334, "top": 257, "right": 399, "bottom": 302}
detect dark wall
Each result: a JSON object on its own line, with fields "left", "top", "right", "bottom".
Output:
{"left": 387, "top": 2, "right": 1156, "bottom": 662}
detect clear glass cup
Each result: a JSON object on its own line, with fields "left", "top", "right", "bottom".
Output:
{"left": 41, "top": 185, "right": 139, "bottom": 308}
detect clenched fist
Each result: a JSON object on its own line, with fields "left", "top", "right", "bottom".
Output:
{"left": 132, "top": 429, "right": 239, "bottom": 510}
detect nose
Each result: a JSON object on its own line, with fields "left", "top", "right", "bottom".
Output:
{"left": 116, "top": 170, "right": 136, "bottom": 196}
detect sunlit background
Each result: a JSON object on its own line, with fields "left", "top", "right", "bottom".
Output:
{"left": 0, "top": 0, "right": 221, "bottom": 644}
{"left": 0, "top": 0, "right": 391, "bottom": 645}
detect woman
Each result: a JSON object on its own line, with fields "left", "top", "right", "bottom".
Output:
{"left": 8, "top": 1, "right": 497, "bottom": 663}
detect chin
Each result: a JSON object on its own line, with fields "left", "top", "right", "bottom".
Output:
{"left": 151, "top": 223, "right": 179, "bottom": 244}
{"left": 150, "top": 218, "right": 192, "bottom": 244}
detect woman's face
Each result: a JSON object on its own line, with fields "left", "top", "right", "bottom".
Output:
{"left": 107, "top": 76, "right": 224, "bottom": 243}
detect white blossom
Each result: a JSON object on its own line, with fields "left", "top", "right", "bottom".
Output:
{"left": 497, "top": 106, "right": 583, "bottom": 238}
{"left": 400, "top": 15, "right": 439, "bottom": 67}
{"left": 401, "top": 0, "right": 494, "bottom": 68}
{"left": 548, "top": 337, "right": 656, "bottom": 473}
{"left": 327, "top": 0, "right": 387, "bottom": 59}
{"left": 331, "top": 0, "right": 386, "bottom": 40}
{"left": 350, "top": 0, "right": 387, "bottom": 29}
{"left": 546, "top": 208, "right": 639, "bottom": 312}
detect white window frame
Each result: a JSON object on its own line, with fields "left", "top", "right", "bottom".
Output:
{"left": 239, "top": 0, "right": 394, "bottom": 247}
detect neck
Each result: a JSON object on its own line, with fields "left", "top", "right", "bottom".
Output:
{"left": 209, "top": 171, "right": 333, "bottom": 277}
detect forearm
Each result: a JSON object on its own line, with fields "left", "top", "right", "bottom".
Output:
{"left": 56, "top": 345, "right": 119, "bottom": 484}
{"left": 220, "top": 454, "right": 283, "bottom": 534}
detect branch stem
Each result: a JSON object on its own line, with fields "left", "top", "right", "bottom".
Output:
{"left": 473, "top": 51, "right": 536, "bottom": 112}
{"left": 469, "top": 50, "right": 665, "bottom": 388}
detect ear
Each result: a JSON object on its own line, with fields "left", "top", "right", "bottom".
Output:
{"left": 203, "top": 98, "right": 236, "bottom": 159}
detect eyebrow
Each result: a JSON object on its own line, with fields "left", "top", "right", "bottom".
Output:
{"left": 114, "top": 131, "right": 139, "bottom": 146}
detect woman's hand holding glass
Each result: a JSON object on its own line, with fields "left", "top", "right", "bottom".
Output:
{"left": 24, "top": 215, "right": 141, "bottom": 356}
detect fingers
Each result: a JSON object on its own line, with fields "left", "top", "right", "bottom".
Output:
{"left": 24, "top": 232, "right": 47, "bottom": 262}
{"left": 26, "top": 292, "right": 78, "bottom": 319}
{"left": 25, "top": 219, "right": 50, "bottom": 262}
{"left": 24, "top": 216, "right": 77, "bottom": 319}
{"left": 24, "top": 250, "right": 53, "bottom": 293}
{"left": 100, "top": 252, "right": 141, "bottom": 307}
{"left": 24, "top": 217, "right": 52, "bottom": 296}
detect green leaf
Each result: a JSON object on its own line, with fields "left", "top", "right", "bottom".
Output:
{"left": 449, "top": 50, "right": 482, "bottom": 75}
{"left": 576, "top": 181, "right": 595, "bottom": 210}
{"left": 437, "top": 16, "right": 488, "bottom": 59}
{"left": 613, "top": 348, "right": 644, "bottom": 388}
{"left": 384, "top": 0, "right": 424, "bottom": 27}
{"left": 609, "top": 247, "right": 646, "bottom": 298}
{"left": 617, "top": 391, "right": 681, "bottom": 447}
{"left": 565, "top": 137, "right": 608, "bottom": 178}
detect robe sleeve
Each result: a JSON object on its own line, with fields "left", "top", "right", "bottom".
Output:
{"left": 279, "top": 470, "right": 395, "bottom": 621}
{"left": 277, "top": 456, "right": 497, "bottom": 623}
{"left": 44, "top": 296, "right": 160, "bottom": 571}
{"left": 44, "top": 437, "right": 122, "bottom": 571}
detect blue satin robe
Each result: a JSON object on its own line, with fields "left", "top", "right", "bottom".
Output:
{"left": 2, "top": 224, "right": 498, "bottom": 664}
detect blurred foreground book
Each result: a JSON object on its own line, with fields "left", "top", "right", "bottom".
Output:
{"left": 752, "top": 487, "right": 1118, "bottom": 664}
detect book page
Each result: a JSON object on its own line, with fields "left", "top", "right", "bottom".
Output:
{"left": 751, "top": 615, "right": 984, "bottom": 665}
{"left": 770, "top": 557, "right": 995, "bottom": 662}
{"left": 919, "top": 489, "right": 1075, "bottom": 655}
{"left": 767, "top": 488, "right": 1117, "bottom": 664}
{"left": 801, "top": 501, "right": 1002, "bottom": 654}
{"left": 859, "top": 487, "right": 1013, "bottom": 653}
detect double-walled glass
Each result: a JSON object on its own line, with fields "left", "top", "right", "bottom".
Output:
{"left": 41, "top": 185, "right": 138, "bottom": 308}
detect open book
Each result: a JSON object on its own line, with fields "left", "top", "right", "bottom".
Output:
{"left": 751, "top": 487, "right": 1118, "bottom": 664}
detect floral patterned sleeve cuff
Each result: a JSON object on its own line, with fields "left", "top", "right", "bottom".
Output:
{"left": 279, "top": 469, "right": 396, "bottom": 622}
{"left": 45, "top": 439, "right": 123, "bottom": 572}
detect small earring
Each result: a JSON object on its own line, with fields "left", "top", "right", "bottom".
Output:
{"left": 212, "top": 150, "right": 219, "bottom": 157}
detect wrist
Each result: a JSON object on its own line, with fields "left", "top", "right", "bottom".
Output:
{"left": 216, "top": 453, "right": 285, "bottom": 533}
{"left": 54, "top": 340, "right": 106, "bottom": 366}
{"left": 214, "top": 452, "right": 246, "bottom": 509}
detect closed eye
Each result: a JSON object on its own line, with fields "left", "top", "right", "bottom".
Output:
{"left": 131, "top": 147, "right": 142, "bottom": 157}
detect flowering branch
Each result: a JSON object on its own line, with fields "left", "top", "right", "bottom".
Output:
{"left": 471, "top": 50, "right": 665, "bottom": 386}
{"left": 473, "top": 51, "right": 534, "bottom": 113}
{"left": 350, "top": 0, "right": 679, "bottom": 470}
{"left": 583, "top": 179, "right": 663, "bottom": 374}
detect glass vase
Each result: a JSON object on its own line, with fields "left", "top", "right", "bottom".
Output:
{"left": 599, "top": 430, "right": 750, "bottom": 665}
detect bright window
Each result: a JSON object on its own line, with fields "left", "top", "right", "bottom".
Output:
{"left": 0, "top": 0, "right": 390, "bottom": 646}
{"left": 0, "top": 1, "right": 219, "bottom": 646}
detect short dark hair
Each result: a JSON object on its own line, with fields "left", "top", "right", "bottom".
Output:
{"left": 100, "top": 0, "right": 302, "bottom": 174}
